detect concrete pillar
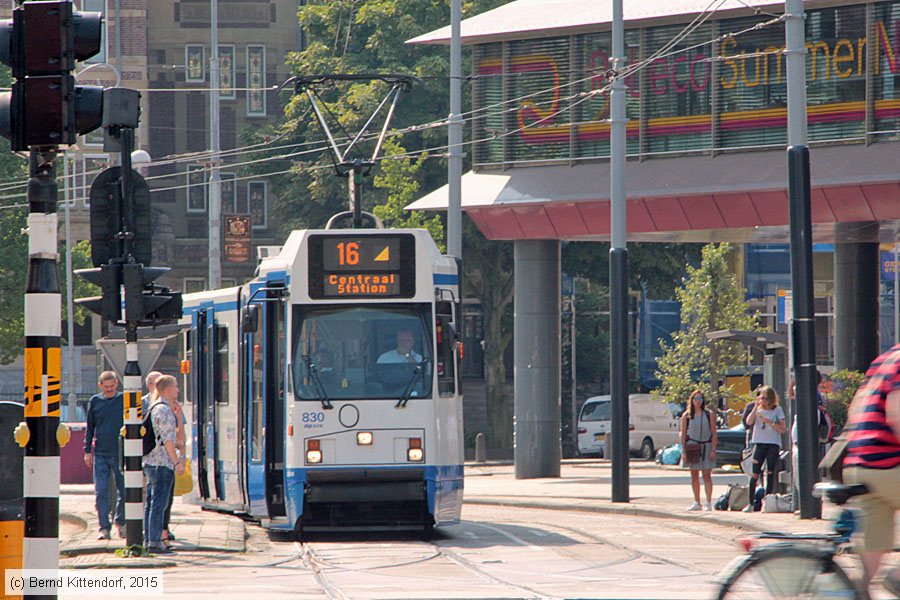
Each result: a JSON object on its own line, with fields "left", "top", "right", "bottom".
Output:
{"left": 833, "top": 222, "right": 880, "bottom": 372}
{"left": 514, "top": 240, "right": 561, "bottom": 478}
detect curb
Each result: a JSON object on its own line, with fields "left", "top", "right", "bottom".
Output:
{"left": 61, "top": 543, "right": 245, "bottom": 558}
{"left": 464, "top": 497, "right": 775, "bottom": 532}
{"left": 60, "top": 512, "right": 88, "bottom": 530}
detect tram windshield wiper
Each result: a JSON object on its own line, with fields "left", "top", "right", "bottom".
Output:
{"left": 304, "top": 354, "right": 333, "bottom": 410}
{"left": 396, "top": 358, "right": 431, "bottom": 409}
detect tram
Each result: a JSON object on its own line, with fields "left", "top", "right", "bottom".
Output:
{"left": 179, "top": 226, "right": 464, "bottom": 536}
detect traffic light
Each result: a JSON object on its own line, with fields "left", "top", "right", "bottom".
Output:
{"left": 75, "top": 263, "right": 121, "bottom": 323}
{"left": 0, "top": 1, "right": 104, "bottom": 150}
{"left": 122, "top": 264, "right": 182, "bottom": 325}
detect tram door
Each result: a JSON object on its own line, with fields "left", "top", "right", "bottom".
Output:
{"left": 244, "top": 288, "right": 286, "bottom": 518}
{"left": 194, "top": 309, "right": 224, "bottom": 501}
{"left": 264, "top": 292, "right": 287, "bottom": 517}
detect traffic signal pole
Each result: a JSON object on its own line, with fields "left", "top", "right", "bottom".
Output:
{"left": 22, "top": 148, "right": 66, "bottom": 598}
{"left": 117, "top": 127, "right": 145, "bottom": 551}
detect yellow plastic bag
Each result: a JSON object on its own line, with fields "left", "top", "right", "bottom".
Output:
{"left": 174, "top": 460, "right": 193, "bottom": 496}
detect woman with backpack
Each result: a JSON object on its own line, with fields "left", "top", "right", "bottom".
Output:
{"left": 680, "top": 389, "right": 718, "bottom": 511}
{"left": 744, "top": 385, "right": 786, "bottom": 512}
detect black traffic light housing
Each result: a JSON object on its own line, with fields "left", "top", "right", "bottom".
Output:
{"left": 77, "top": 263, "right": 182, "bottom": 326}
{"left": 74, "top": 263, "right": 121, "bottom": 324}
{"left": 0, "top": 1, "right": 104, "bottom": 150}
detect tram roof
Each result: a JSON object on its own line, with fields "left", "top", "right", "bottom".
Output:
{"left": 409, "top": 0, "right": 816, "bottom": 46}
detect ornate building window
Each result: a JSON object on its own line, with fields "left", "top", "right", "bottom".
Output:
{"left": 248, "top": 181, "right": 267, "bottom": 229}
{"left": 186, "top": 45, "right": 205, "bottom": 83}
{"left": 187, "top": 165, "right": 207, "bottom": 212}
{"left": 246, "top": 45, "right": 266, "bottom": 116}
{"left": 219, "top": 46, "right": 235, "bottom": 99}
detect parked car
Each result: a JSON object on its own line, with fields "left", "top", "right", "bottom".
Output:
{"left": 715, "top": 423, "right": 748, "bottom": 467}
{"left": 577, "top": 394, "right": 683, "bottom": 460}
{"left": 576, "top": 395, "right": 611, "bottom": 457}
{"left": 628, "top": 395, "right": 682, "bottom": 460}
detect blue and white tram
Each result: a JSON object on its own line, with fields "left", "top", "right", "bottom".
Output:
{"left": 180, "top": 228, "right": 464, "bottom": 535}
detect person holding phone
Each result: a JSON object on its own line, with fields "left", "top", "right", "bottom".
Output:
{"left": 743, "top": 385, "right": 786, "bottom": 512}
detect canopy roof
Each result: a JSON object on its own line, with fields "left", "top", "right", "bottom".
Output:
{"left": 408, "top": 0, "right": 795, "bottom": 45}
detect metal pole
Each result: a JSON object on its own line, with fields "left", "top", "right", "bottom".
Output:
{"left": 609, "top": 0, "right": 629, "bottom": 502}
{"left": 786, "top": 0, "right": 820, "bottom": 519}
{"left": 208, "top": 0, "right": 222, "bottom": 289}
{"left": 21, "top": 149, "right": 64, "bottom": 595}
{"left": 114, "top": 0, "right": 122, "bottom": 76}
{"left": 570, "top": 285, "right": 577, "bottom": 454}
{"left": 447, "top": 0, "right": 463, "bottom": 258}
{"left": 118, "top": 128, "right": 144, "bottom": 549}
{"left": 64, "top": 156, "right": 76, "bottom": 421}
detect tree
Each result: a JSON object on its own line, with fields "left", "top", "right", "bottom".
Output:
{"left": 463, "top": 217, "right": 513, "bottom": 448}
{"left": 655, "top": 243, "right": 761, "bottom": 404}
{"left": 0, "top": 61, "right": 29, "bottom": 362}
{"left": 371, "top": 138, "right": 444, "bottom": 247}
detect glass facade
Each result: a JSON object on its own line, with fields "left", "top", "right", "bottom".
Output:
{"left": 471, "top": 1, "right": 900, "bottom": 166}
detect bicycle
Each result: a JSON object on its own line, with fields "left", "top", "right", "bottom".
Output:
{"left": 716, "top": 481, "right": 871, "bottom": 599}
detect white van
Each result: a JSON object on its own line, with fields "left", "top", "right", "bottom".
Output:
{"left": 577, "top": 394, "right": 683, "bottom": 459}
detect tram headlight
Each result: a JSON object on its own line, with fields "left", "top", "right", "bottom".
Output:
{"left": 306, "top": 439, "right": 322, "bottom": 464}
{"left": 407, "top": 437, "right": 424, "bottom": 462}
{"left": 357, "top": 431, "right": 373, "bottom": 445}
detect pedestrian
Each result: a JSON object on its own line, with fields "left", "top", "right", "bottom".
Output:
{"left": 83, "top": 370, "right": 126, "bottom": 540}
{"left": 842, "top": 346, "right": 900, "bottom": 596}
{"left": 743, "top": 385, "right": 786, "bottom": 512}
{"left": 680, "top": 389, "right": 717, "bottom": 511}
{"left": 143, "top": 374, "right": 185, "bottom": 554}
{"left": 161, "top": 374, "right": 186, "bottom": 547}
{"left": 143, "top": 370, "right": 162, "bottom": 415}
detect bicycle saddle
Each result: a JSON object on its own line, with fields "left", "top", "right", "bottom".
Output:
{"left": 813, "top": 482, "right": 869, "bottom": 505}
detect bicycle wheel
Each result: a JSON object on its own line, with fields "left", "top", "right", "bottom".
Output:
{"left": 717, "top": 544, "right": 866, "bottom": 599}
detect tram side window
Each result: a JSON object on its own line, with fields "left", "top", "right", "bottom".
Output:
{"left": 215, "top": 325, "right": 229, "bottom": 404}
{"left": 436, "top": 306, "right": 456, "bottom": 396}
{"left": 183, "top": 331, "right": 193, "bottom": 404}
{"left": 250, "top": 322, "right": 263, "bottom": 461}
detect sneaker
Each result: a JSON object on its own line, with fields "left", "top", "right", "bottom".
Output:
{"left": 704, "top": 502, "right": 712, "bottom": 512}
{"left": 146, "top": 544, "right": 174, "bottom": 555}
{"left": 115, "top": 525, "right": 126, "bottom": 539}
{"left": 686, "top": 502, "right": 702, "bottom": 511}
{"left": 742, "top": 505, "right": 755, "bottom": 513}
{"left": 97, "top": 529, "right": 111, "bottom": 540}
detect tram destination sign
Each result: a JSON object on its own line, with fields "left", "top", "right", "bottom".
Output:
{"left": 308, "top": 233, "right": 417, "bottom": 299}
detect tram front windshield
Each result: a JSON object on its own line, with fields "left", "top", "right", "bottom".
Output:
{"left": 292, "top": 305, "right": 433, "bottom": 401}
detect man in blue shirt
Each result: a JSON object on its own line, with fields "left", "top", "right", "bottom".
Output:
{"left": 83, "top": 370, "right": 125, "bottom": 540}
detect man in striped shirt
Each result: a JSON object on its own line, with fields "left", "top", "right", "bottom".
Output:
{"left": 844, "top": 346, "right": 900, "bottom": 595}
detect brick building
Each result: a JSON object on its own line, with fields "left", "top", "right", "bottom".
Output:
{"left": 0, "top": 0, "right": 302, "bottom": 399}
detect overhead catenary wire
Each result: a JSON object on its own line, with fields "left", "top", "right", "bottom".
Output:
{"left": 0, "top": 9, "right": 789, "bottom": 207}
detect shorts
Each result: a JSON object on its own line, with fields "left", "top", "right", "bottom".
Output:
{"left": 844, "top": 465, "right": 900, "bottom": 553}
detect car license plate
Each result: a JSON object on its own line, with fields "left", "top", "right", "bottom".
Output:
{"left": 594, "top": 433, "right": 605, "bottom": 441}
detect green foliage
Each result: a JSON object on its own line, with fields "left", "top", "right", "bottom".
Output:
{"left": 654, "top": 243, "right": 761, "bottom": 404}
{"left": 572, "top": 284, "right": 609, "bottom": 383}
{"left": 563, "top": 241, "right": 703, "bottom": 299}
{"left": 371, "top": 138, "right": 445, "bottom": 250}
{"left": 825, "top": 369, "right": 866, "bottom": 431}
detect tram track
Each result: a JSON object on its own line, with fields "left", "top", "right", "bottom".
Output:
{"left": 250, "top": 507, "right": 746, "bottom": 598}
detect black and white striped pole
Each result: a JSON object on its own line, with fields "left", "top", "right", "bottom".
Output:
{"left": 122, "top": 334, "right": 144, "bottom": 551}
{"left": 119, "top": 131, "right": 146, "bottom": 551}
{"left": 19, "top": 149, "right": 68, "bottom": 599}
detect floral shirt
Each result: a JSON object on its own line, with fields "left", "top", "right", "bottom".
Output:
{"left": 144, "top": 399, "right": 177, "bottom": 469}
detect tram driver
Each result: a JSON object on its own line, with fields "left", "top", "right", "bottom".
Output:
{"left": 377, "top": 329, "right": 422, "bottom": 364}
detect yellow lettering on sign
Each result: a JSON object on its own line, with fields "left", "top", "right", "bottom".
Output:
{"left": 719, "top": 37, "right": 738, "bottom": 89}
{"left": 833, "top": 39, "right": 855, "bottom": 79}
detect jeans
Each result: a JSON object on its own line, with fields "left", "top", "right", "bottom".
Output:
{"left": 144, "top": 465, "right": 174, "bottom": 546}
{"left": 92, "top": 453, "right": 125, "bottom": 531}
